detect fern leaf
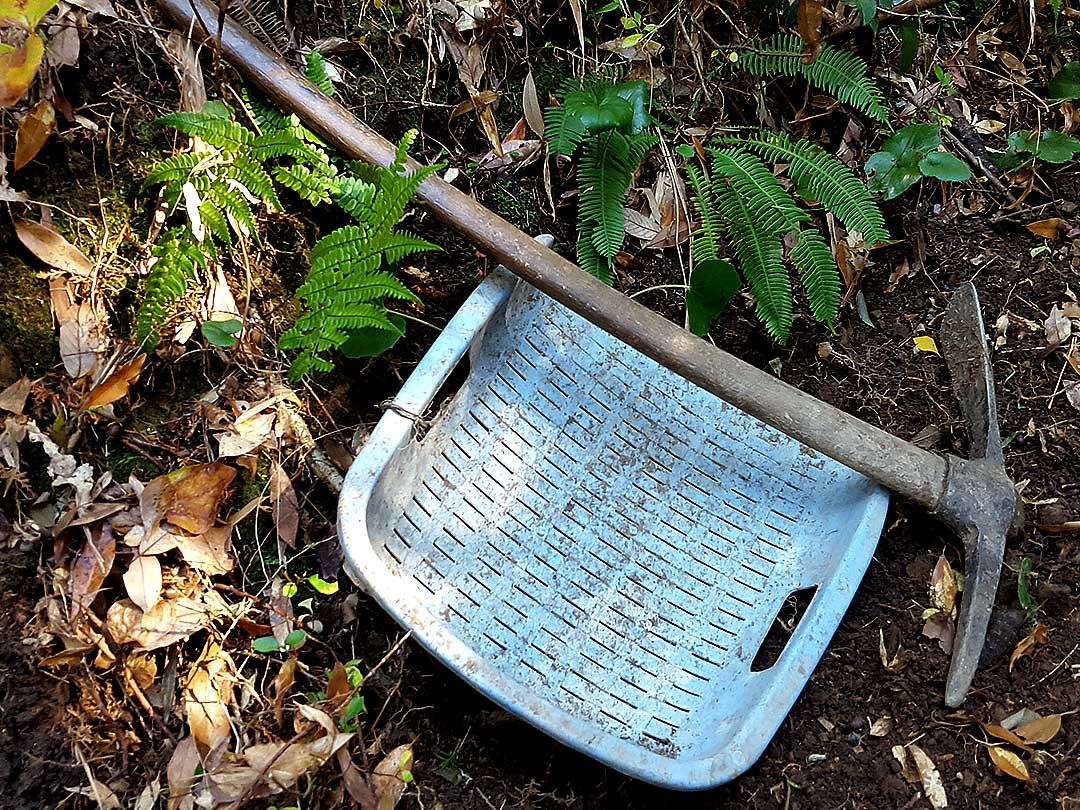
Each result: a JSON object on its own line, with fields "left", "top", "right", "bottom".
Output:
{"left": 729, "top": 130, "right": 889, "bottom": 244}
{"left": 156, "top": 106, "right": 255, "bottom": 151}
{"left": 273, "top": 163, "right": 337, "bottom": 205}
{"left": 135, "top": 227, "right": 211, "bottom": 346}
{"left": 227, "top": 154, "right": 281, "bottom": 210}
{"left": 199, "top": 199, "right": 232, "bottom": 245}
{"left": 142, "top": 152, "right": 211, "bottom": 193}
{"left": 789, "top": 228, "right": 841, "bottom": 326}
{"left": 738, "top": 34, "right": 889, "bottom": 123}
{"left": 576, "top": 231, "right": 614, "bottom": 285}
{"left": 578, "top": 130, "right": 632, "bottom": 259}
{"left": 684, "top": 161, "right": 722, "bottom": 264}
{"left": 207, "top": 184, "right": 258, "bottom": 240}
{"left": 305, "top": 50, "right": 334, "bottom": 96}
{"left": 708, "top": 146, "right": 808, "bottom": 233}
{"left": 240, "top": 86, "right": 288, "bottom": 133}
{"left": 714, "top": 182, "right": 792, "bottom": 341}
{"left": 333, "top": 176, "right": 377, "bottom": 220}
{"left": 251, "top": 128, "right": 330, "bottom": 167}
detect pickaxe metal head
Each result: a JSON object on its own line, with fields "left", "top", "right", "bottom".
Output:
{"left": 937, "top": 283, "right": 1024, "bottom": 707}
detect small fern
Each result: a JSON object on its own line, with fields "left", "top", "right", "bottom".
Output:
{"left": 736, "top": 34, "right": 890, "bottom": 123}
{"left": 141, "top": 60, "right": 439, "bottom": 374}
{"left": 545, "top": 78, "right": 655, "bottom": 283}
{"left": 679, "top": 129, "right": 888, "bottom": 341}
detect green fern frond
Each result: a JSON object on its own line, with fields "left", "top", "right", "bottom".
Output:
{"left": 708, "top": 146, "right": 808, "bottom": 233}
{"left": 576, "top": 231, "right": 613, "bottom": 285}
{"left": 251, "top": 127, "right": 330, "bottom": 168}
{"left": 227, "top": 154, "right": 282, "bottom": 210}
{"left": 207, "top": 184, "right": 258, "bottom": 239}
{"left": 729, "top": 130, "right": 889, "bottom": 244}
{"left": 142, "top": 151, "right": 212, "bottom": 193}
{"left": 578, "top": 130, "right": 657, "bottom": 262}
{"left": 305, "top": 50, "right": 334, "bottom": 96}
{"left": 714, "top": 181, "right": 792, "bottom": 341}
{"left": 389, "top": 129, "right": 418, "bottom": 176}
{"left": 737, "top": 34, "right": 889, "bottom": 123}
{"left": 789, "top": 228, "right": 840, "bottom": 326}
{"left": 241, "top": 86, "right": 289, "bottom": 133}
{"left": 273, "top": 163, "right": 337, "bottom": 205}
{"left": 199, "top": 199, "right": 232, "bottom": 245}
{"left": 135, "top": 227, "right": 212, "bottom": 346}
{"left": 684, "top": 161, "right": 722, "bottom": 264}
{"left": 155, "top": 105, "right": 255, "bottom": 151}
{"left": 333, "top": 176, "right": 377, "bottom": 220}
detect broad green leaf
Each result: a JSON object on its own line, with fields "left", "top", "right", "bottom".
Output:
{"left": 201, "top": 318, "right": 243, "bottom": 347}
{"left": 284, "top": 629, "right": 307, "bottom": 648}
{"left": 1032, "top": 130, "right": 1080, "bottom": 163}
{"left": 898, "top": 22, "right": 919, "bottom": 73}
{"left": 885, "top": 123, "right": 942, "bottom": 157}
{"left": 339, "top": 693, "right": 366, "bottom": 730}
{"left": 282, "top": 582, "right": 298, "bottom": 597}
{"left": 253, "top": 636, "right": 281, "bottom": 653}
{"left": 686, "top": 259, "right": 741, "bottom": 336}
{"left": 918, "top": 151, "right": 971, "bottom": 182}
{"left": 1047, "top": 62, "right": 1080, "bottom": 102}
{"left": 307, "top": 574, "right": 339, "bottom": 595}
{"left": 339, "top": 313, "right": 405, "bottom": 358}
{"left": 1017, "top": 556, "right": 1037, "bottom": 611}
{"left": 866, "top": 150, "right": 921, "bottom": 199}
{"left": 856, "top": 0, "right": 877, "bottom": 25}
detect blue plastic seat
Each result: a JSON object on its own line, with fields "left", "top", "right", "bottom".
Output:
{"left": 339, "top": 262, "right": 888, "bottom": 789}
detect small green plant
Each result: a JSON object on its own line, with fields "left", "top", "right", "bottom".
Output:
{"left": 139, "top": 52, "right": 439, "bottom": 379}
{"left": 734, "top": 34, "right": 890, "bottom": 123}
{"left": 543, "top": 76, "right": 658, "bottom": 283}
{"left": 865, "top": 123, "right": 971, "bottom": 199}
{"left": 1048, "top": 62, "right": 1080, "bottom": 103}
{"left": 679, "top": 130, "right": 888, "bottom": 341}
{"left": 993, "top": 128, "right": 1080, "bottom": 173}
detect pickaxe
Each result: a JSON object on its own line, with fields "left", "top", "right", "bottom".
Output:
{"left": 157, "top": 0, "right": 1023, "bottom": 706}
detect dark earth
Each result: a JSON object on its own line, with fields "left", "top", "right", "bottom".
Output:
{"left": 1, "top": 1, "right": 1078, "bottom": 808}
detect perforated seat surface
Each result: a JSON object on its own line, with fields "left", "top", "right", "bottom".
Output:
{"left": 340, "top": 271, "right": 888, "bottom": 789}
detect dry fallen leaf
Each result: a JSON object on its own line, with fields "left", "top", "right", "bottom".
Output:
{"left": 522, "top": 68, "right": 544, "bottom": 138}
{"left": 85, "top": 354, "right": 146, "bottom": 409}
{"left": 166, "top": 736, "right": 200, "bottom": 810}
{"left": 14, "top": 98, "right": 55, "bottom": 170}
{"left": 123, "top": 554, "right": 163, "bottom": 612}
{"left": 1025, "top": 217, "right": 1064, "bottom": 239}
{"left": 372, "top": 744, "right": 414, "bottom": 810}
{"left": 185, "top": 643, "right": 233, "bottom": 757}
{"left": 987, "top": 745, "right": 1030, "bottom": 781}
{"left": 980, "top": 722, "right": 1035, "bottom": 753}
{"left": 1010, "top": 623, "right": 1050, "bottom": 671}
{"left": 158, "top": 462, "right": 237, "bottom": 535}
{"left": 270, "top": 460, "right": 299, "bottom": 549}
{"left": 929, "top": 554, "right": 958, "bottom": 615}
{"left": 1015, "top": 713, "right": 1062, "bottom": 744}
{"left": 1044, "top": 306, "right": 1072, "bottom": 349}
{"left": 879, "top": 627, "right": 904, "bottom": 672}
{"left": 909, "top": 745, "right": 948, "bottom": 809}
{"left": 172, "top": 525, "right": 234, "bottom": 575}
{"left": 0, "top": 377, "right": 32, "bottom": 414}
{"left": 70, "top": 524, "right": 117, "bottom": 618}
{"left": 15, "top": 218, "right": 94, "bottom": 276}
{"left": 914, "top": 335, "right": 941, "bottom": 355}
{"left": 106, "top": 596, "right": 213, "bottom": 651}
{"left": 59, "top": 302, "right": 104, "bottom": 380}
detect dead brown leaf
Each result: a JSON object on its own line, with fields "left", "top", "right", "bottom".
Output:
{"left": 105, "top": 596, "right": 213, "bottom": 650}
{"left": 980, "top": 722, "right": 1035, "bottom": 753}
{"left": 522, "top": 68, "right": 543, "bottom": 137}
{"left": 158, "top": 462, "right": 237, "bottom": 535}
{"left": 1010, "top": 623, "right": 1049, "bottom": 671}
{"left": 269, "top": 460, "right": 299, "bottom": 549}
{"left": 987, "top": 745, "right": 1030, "bottom": 781}
{"left": 1044, "top": 305, "right": 1072, "bottom": 349}
{"left": 59, "top": 302, "right": 104, "bottom": 379}
{"left": 372, "top": 744, "right": 414, "bottom": 810}
{"left": 84, "top": 354, "right": 146, "bottom": 409}
{"left": 1025, "top": 217, "right": 1064, "bottom": 239}
{"left": 70, "top": 524, "right": 117, "bottom": 618}
{"left": 123, "top": 554, "right": 163, "bottom": 612}
{"left": 929, "top": 554, "right": 958, "bottom": 616}
{"left": 173, "top": 525, "right": 234, "bottom": 575}
{"left": 1015, "top": 713, "right": 1063, "bottom": 744}
{"left": 185, "top": 643, "right": 233, "bottom": 757}
{"left": 15, "top": 218, "right": 93, "bottom": 276}
{"left": 909, "top": 744, "right": 948, "bottom": 808}
{"left": 166, "top": 736, "right": 200, "bottom": 810}
{"left": 14, "top": 99, "right": 55, "bottom": 170}
{"left": 271, "top": 656, "right": 297, "bottom": 726}
{"left": 0, "top": 377, "right": 32, "bottom": 414}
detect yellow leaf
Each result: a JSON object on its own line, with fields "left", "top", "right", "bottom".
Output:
{"left": 84, "top": 354, "right": 146, "bottom": 409}
{"left": 0, "top": 0, "right": 59, "bottom": 30}
{"left": 914, "top": 335, "right": 940, "bottom": 355}
{"left": 0, "top": 33, "right": 44, "bottom": 107}
{"left": 14, "top": 97, "right": 54, "bottom": 169}
{"left": 987, "top": 745, "right": 1030, "bottom": 781}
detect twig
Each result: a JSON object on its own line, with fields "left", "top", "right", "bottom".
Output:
{"left": 280, "top": 408, "right": 346, "bottom": 494}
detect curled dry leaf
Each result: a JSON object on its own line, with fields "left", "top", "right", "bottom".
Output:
{"left": 1044, "top": 306, "right": 1072, "bottom": 349}
{"left": 909, "top": 744, "right": 948, "bottom": 809}
{"left": 987, "top": 745, "right": 1030, "bottom": 781}
{"left": 70, "top": 524, "right": 117, "bottom": 618}
{"left": 158, "top": 462, "right": 237, "bottom": 535}
{"left": 14, "top": 98, "right": 55, "bottom": 170}
{"left": 1025, "top": 218, "right": 1064, "bottom": 239}
{"left": 85, "top": 354, "right": 146, "bottom": 409}
{"left": 1009, "top": 623, "right": 1050, "bottom": 671}
{"left": 1015, "top": 713, "right": 1063, "bottom": 744}
{"left": 123, "top": 554, "right": 163, "bottom": 612}
{"left": 166, "top": 736, "right": 199, "bottom": 810}
{"left": 522, "top": 68, "right": 543, "bottom": 137}
{"left": 185, "top": 644, "right": 233, "bottom": 757}
{"left": 372, "top": 744, "right": 415, "bottom": 810}
{"left": 879, "top": 627, "right": 904, "bottom": 672}
{"left": 269, "top": 460, "right": 299, "bottom": 548}
{"left": 15, "top": 218, "right": 94, "bottom": 276}
{"left": 980, "top": 722, "right": 1035, "bottom": 753}
{"left": 929, "top": 554, "right": 958, "bottom": 616}
{"left": 106, "top": 596, "right": 213, "bottom": 651}
{"left": 172, "top": 525, "right": 234, "bottom": 575}
{"left": 0, "top": 377, "right": 32, "bottom": 415}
